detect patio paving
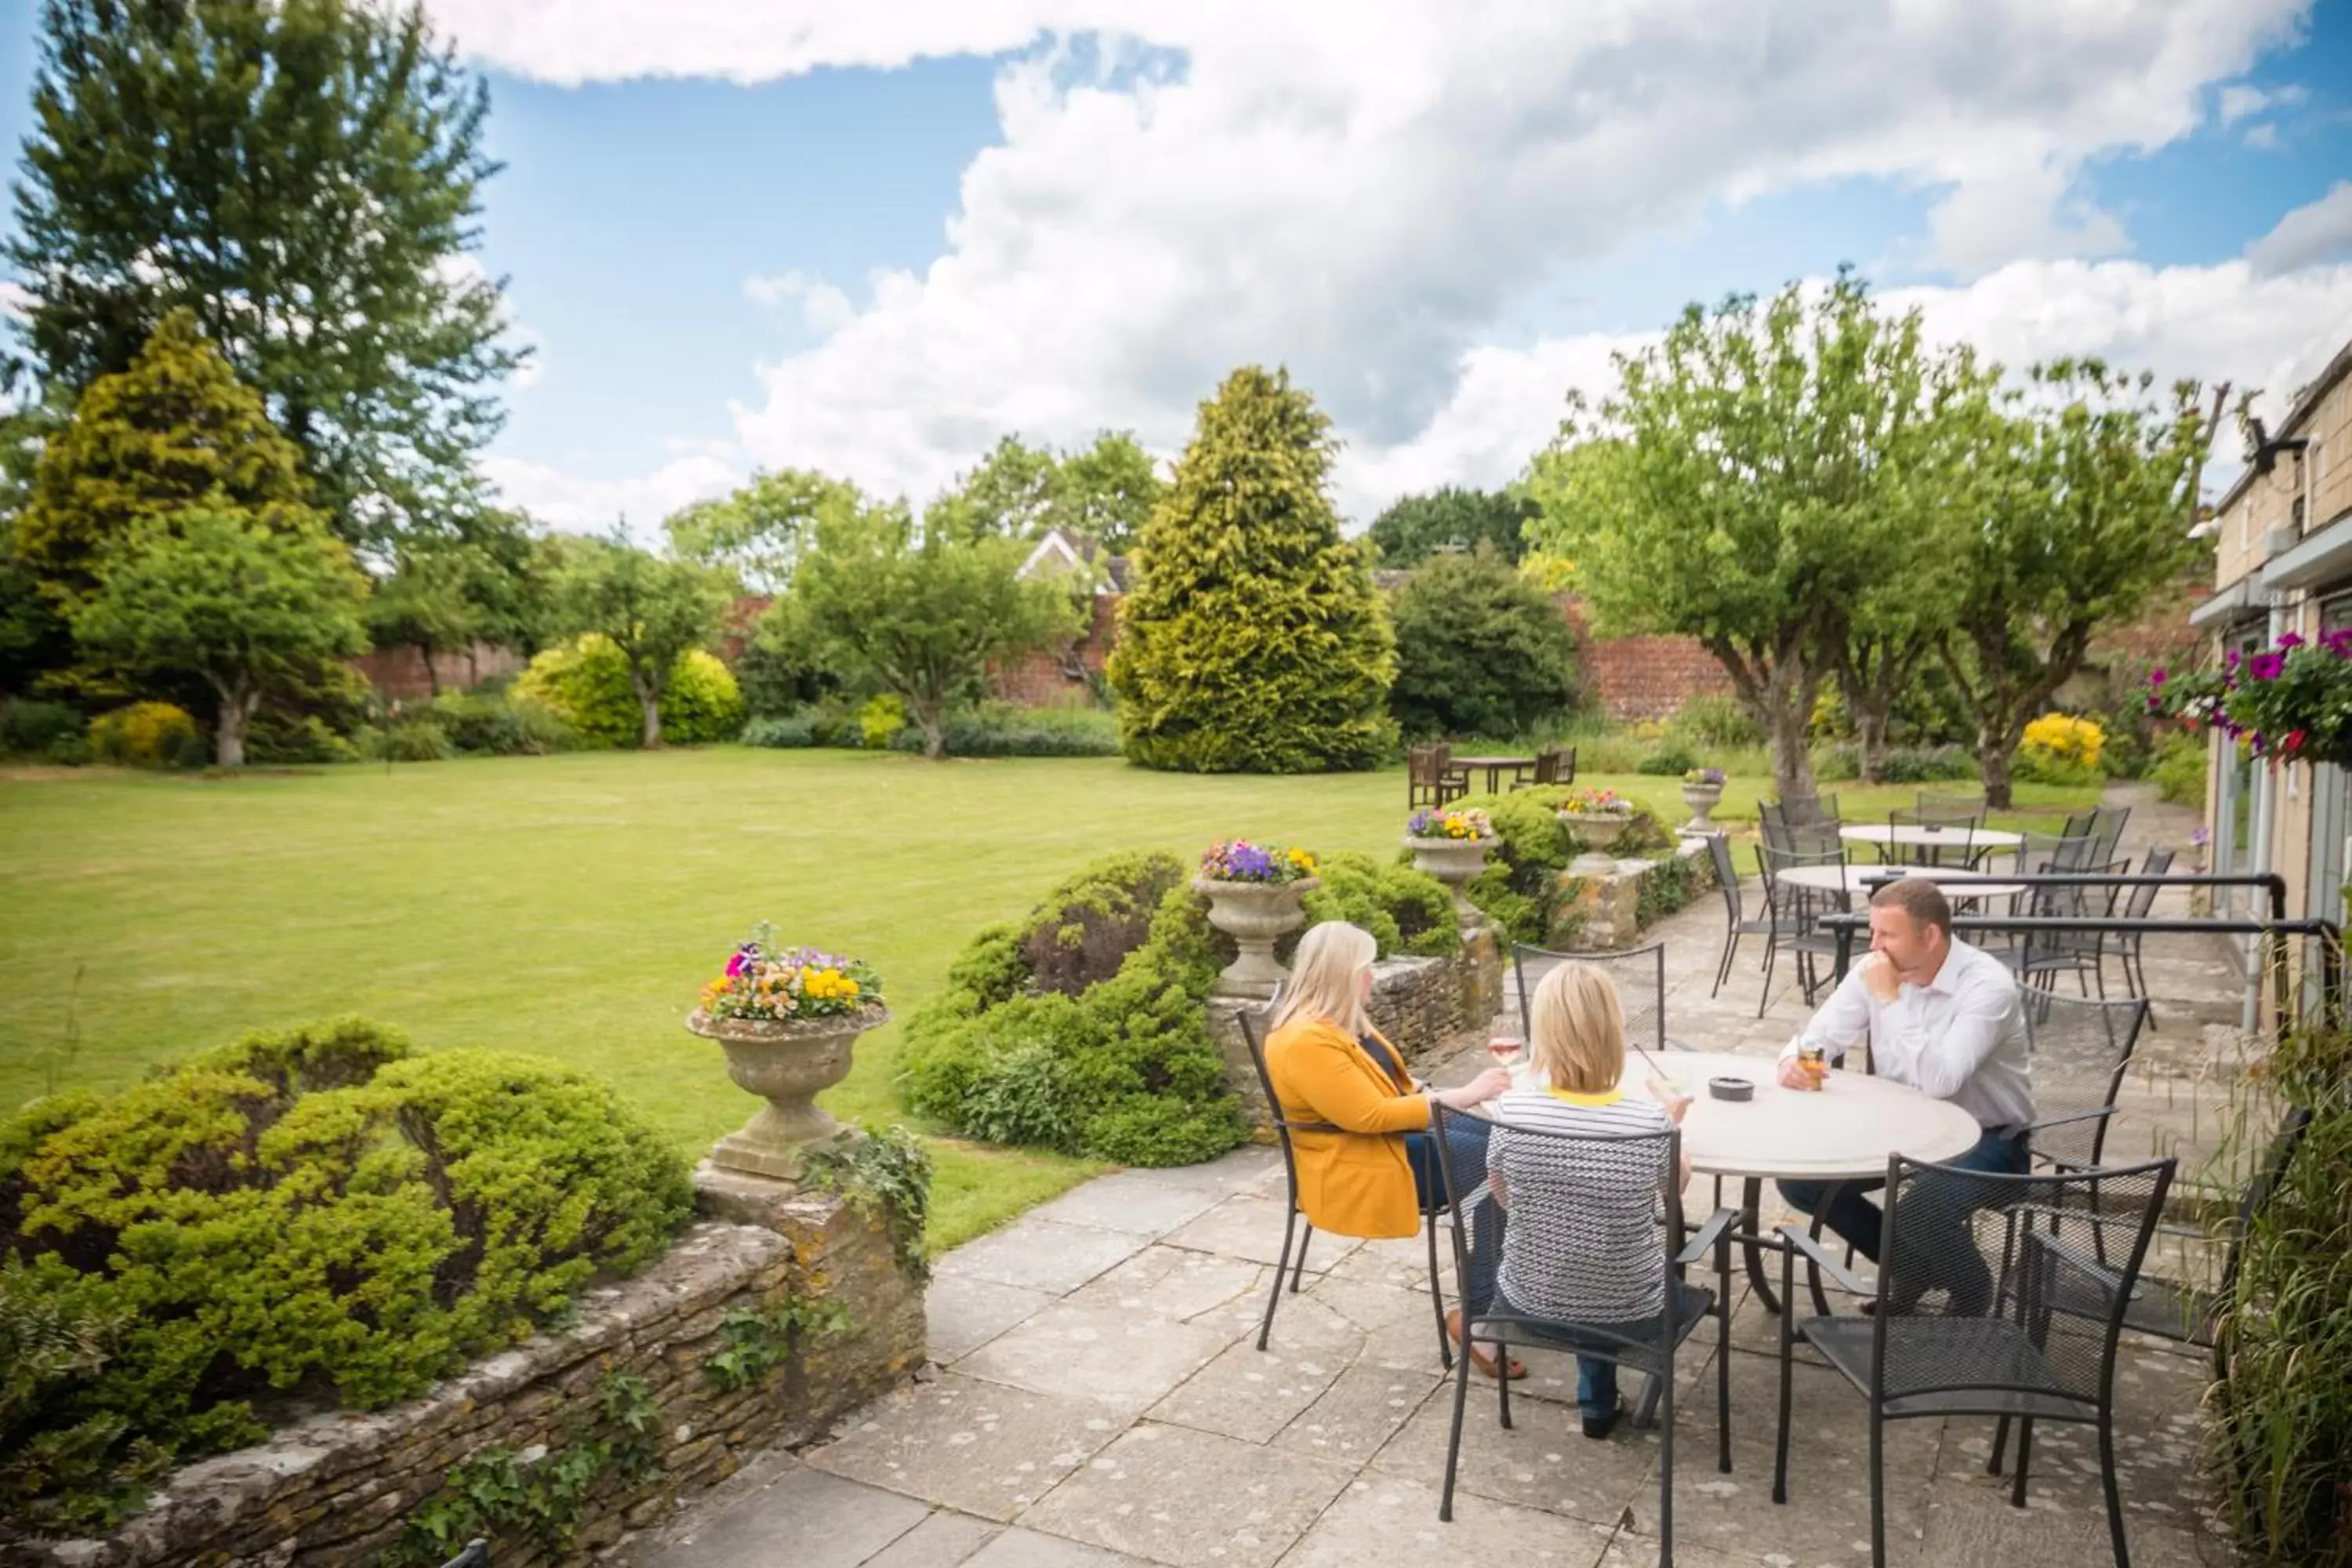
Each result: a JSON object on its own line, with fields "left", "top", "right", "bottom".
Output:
{"left": 626, "top": 786, "right": 2248, "bottom": 1568}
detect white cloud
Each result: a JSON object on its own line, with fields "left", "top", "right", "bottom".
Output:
{"left": 2219, "top": 81, "right": 2307, "bottom": 125}
{"left": 2244, "top": 122, "right": 2281, "bottom": 150}
{"left": 436, "top": 1, "right": 2328, "bottom": 523}
{"left": 2245, "top": 181, "right": 2352, "bottom": 277}
{"left": 745, "top": 270, "right": 856, "bottom": 336}
{"left": 479, "top": 443, "right": 744, "bottom": 537}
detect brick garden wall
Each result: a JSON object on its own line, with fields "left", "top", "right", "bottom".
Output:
{"left": 350, "top": 642, "right": 527, "bottom": 702}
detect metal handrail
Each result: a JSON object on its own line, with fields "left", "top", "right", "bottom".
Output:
{"left": 1851, "top": 869, "right": 2289, "bottom": 923}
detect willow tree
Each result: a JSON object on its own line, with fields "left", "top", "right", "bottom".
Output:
{"left": 1524, "top": 273, "right": 1985, "bottom": 803}
{"left": 1109, "top": 366, "right": 1396, "bottom": 773}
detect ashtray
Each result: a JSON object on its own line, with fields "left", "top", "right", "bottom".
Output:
{"left": 1707, "top": 1076, "right": 1755, "bottom": 1102}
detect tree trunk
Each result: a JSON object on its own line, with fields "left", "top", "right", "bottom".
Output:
{"left": 632, "top": 670, "right": 662, "bottom": 749}
{"left": 1977, "top": 718, "right": 2017, "bottom": 810}
{"left": 1853, "top": 703, "right": 1891, "bottom": 785}
{"left": 1764, "top": 662, "right": 1820, "bottom": 804}
{"left": 910, "top": 691, "right": 947, "bottom": 759}
{"left": 419, "top": 641, "right": 441, "bottom": 698}
{"left": 215, "top": 686, "right": 257, "bottom": 769}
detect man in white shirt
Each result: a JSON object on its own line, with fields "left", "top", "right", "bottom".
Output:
{"left": 1776, "top": 877, "right": 2032, "bottom": 1313}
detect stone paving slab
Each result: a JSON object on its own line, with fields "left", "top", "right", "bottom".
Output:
{"left": 1159, "top": 1192, "right": 1357, "bottom": 1270}
{"left": 932, "top": 1217, "right": 1152, "bottom": 1294}
{"left": 1021, "top": 1421, "right": 1357, "bottom": 1568}
{"left": 952, "top": 1297, "right": 1240, "bottom": 1420}
{"left": 630, "top": 1454, "right": 933, "bottom": 1568}
{"left": 1279, "top": 1472, "right": 1620, "bottom": 1566}
{"left": 1064, "top": 1243, "right": 1271, "bottom": 1324}
{"left": 1023, "top": 1170, "right": 1233, "bottom": 1236}
{"left": 925, "top": 1274, "right": 1057, "bottom": 1362}
{"left": 802, "top": 1372, "right": 1126, "bottom": 1522}
{"left": 861, "top": 1510, "right": 1005, "bottom": 1567}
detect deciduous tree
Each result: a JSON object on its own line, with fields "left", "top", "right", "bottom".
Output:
{"left": 662, "top": 469, "right": 864, "bottom": 594}
{"left": 545, "top": 533, "right": 729, "bottom": 749}
{"left": 1367, "top": 486, "right": 1535, "bottom": 567}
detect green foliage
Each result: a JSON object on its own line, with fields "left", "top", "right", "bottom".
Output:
{"left": 800, "top": 1127, "right": 936, "bottom": 1281}
{"left": 1634, "top": 851, "right": 1702, "bottom": 930}
{"left": 2210, "top": 1026, "right": 2352, "bottom": 1566}
{"left": 516, "top": 636, "right": 742, "bottom": 749}
{"left": 1635, "top": 744, "right": 1698, "bottom": 776}
{"left": 783, "top": 504, "right": 1081, "bottom": 759}
{"left": 859, "top": 692, "right": 909, "bottom": 749}
{"left": 902, "top": 863, "right": 1249, "bottom": 1167}
{"left": 10, "top": 0, "right": 522, "bottom": 549}
{"left": 1387, "top": 546, "right": 1579, "bottom": 740}
{"left": 1303, "top": 851, "right": 1460, "bottom": 959}
{"left": 740, "top": 711, "right": 821, "bottom": 749}
{"left": 1109, "top": 367, "right": 1396, "bottom": 773}
{"left": 365, "top": 519, "right": 540, "bottom": 684}
{"left": 0, "top": 699, "right": 85, "bottom": 762}
{"left": 85, "top": 701, "right": 200, "bottom": 768}
{"left": 2147, "top": 731, "right": 2206, "bottom": 805}
{"left": 1367, "top": 486, "right": 1535, "bottom": 566}
{"left": 664, "top": 469, "right": 865, "bottom": 593}
{"left": 1455, "top": 788, "right": 1578, "bottom": 944}
{"left": 883, "top": 704, "right": 1123, "bottom": 757}
{"left": 0, "top": 1018, "right": 693, "bottom": 1526}
{"left": 381, "top": 1370, "right": 661, "bottom": 1568}
{"left": 15, "top": 311, "right": 314, "bottom": 615}
{"left": 543, "top": 535, "right": 733, "bottom": 749}
{"left": 928, "top": 431, "right": 1165, "bottom": 554}
{"left": 71, "top": 503, "right": 371, "bottom": 767}
{"left": 702, "top": 1298, "right": 852, "bottom": 1392}
{"left": 1671, "top": 695, "right": 1762, "bottom": 749}
{"left": 1525, "top": 271, "right": 1991, "bottom": 804}
{"left": 422, "top": 690, "right": 582, "bottom": 757}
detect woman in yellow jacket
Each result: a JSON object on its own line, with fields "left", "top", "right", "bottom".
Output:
{"left": 1264, "top": 920, "right": 1519, "bottom": 1377}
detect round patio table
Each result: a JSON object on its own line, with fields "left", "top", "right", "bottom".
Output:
{"left": 1839, "top": 822, "right": 2023, "bottom": 853}
{"left": 1494, "top": 1049, "right": 1980, "bottom": 1313}
{"left": 1773, "top": 864, "right": 2025, "bottom": 901}
{"left": 1450, "top": 754, "right": 1537, "bottom": 794}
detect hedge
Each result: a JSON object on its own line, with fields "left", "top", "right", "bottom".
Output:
{"left": 0, "top": 1018, "right": 692, "bottom": 1532}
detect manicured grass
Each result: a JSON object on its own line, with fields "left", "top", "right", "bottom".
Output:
{"left": 0, "top": 750, "right": 2100, "bottom": 1250}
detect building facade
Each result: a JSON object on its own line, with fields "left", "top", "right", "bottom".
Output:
{"left": 2190, "top": 336, "right": 2352, "bottom": 956}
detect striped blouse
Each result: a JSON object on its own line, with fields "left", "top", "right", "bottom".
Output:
{"left": 1487, "top": 1087, "right": 1672, "bottom": 1324}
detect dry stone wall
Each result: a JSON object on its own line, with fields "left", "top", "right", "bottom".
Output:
{"left": 5, "top": 1181, "right": 924, "bottom": 1568}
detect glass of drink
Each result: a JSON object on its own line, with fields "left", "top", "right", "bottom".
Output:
{"left": 1487, "top": 1030, "right": 1526, "bottom": 1070}
{"left": 1797, "top": 1042, "right": 1828, "bottom": 1088}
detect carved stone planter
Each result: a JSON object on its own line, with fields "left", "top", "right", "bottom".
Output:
{"left": 1195, "top": 876, "right": 1319, "bottom": 1000}
{"left": 1403, "top": 833, "right": 1492, "bottom": 922}
{"left": 689, "top": 1005, "right": 889, "bottom": 1181}
{"left": 1679, "top": 782, "right": 1724, "bottom": 833}
{"left": 1559, "top": 808, "right": 1635, "bottom": 874}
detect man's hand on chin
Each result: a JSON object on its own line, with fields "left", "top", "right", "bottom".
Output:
{"left": 1859, "top": 952, "right": 1902, "bottom": 1005}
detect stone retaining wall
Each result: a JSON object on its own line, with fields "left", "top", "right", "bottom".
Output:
{"left": 7, "top": 1181, "right": 924, "bottom": 1568}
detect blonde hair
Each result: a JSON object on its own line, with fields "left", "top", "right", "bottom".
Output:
{"left": 1527, "top": 962, "right": 1628, "bottom": 1094}
{"left": 1270, "top": 921, "right": 1377, "bottom": 1037}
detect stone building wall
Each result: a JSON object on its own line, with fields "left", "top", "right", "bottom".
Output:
{"left": 8, "top": 1184, "right": 924, "bottom": 1568}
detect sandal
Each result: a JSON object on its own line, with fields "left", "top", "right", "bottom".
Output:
{"left": 1446, "top": 1308, "right": 1527, "bottom": 1380}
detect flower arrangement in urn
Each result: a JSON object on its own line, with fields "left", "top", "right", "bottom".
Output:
{"left": 690, "top": 923, "right": 890, "bottom": 1182}
{"left": 1557, "top": 786, "right": 1631, "bottom": 816}
{"left": 1406, "top": 808, "right": 1495, "bottom": 841}
{"left": 1404, "top": 809, "right": 1496, "bottom": 919}
{"left": 1557, "top": 786, "right": 1635, "bottom": 865}
{"left": 2149, "top": 633, "right": 2352, "bottom": 768}
{"left": 1195, "top": 840, "right": 1321, "bottom": 998}
{"left": 1679, "top": 767, "right": 1726, "bottom": 831}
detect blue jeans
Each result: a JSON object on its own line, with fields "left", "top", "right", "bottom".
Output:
{"left": 1405, "top": 1116, "right": 1500, "bottom": 1318}
{"left": 1778, "top": 1127, "right": 2028, "bottom": 1315}
{"left": 1494, "top": 1283, "right": 1714, "bottom": 1420}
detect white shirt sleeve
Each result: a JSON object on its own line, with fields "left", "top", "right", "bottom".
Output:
{"left": 1878, "top": 964, "right": 2020, "bottom": 1102}
{"left": 1781, "top": 965, "right": 1875, "bottom": 1063}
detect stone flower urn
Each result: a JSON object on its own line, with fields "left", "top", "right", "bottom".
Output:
{"left": 1559, "top": 808, "right": 1635, "bottom": 876}
{"left": 1195, "top": 876, "right": 1319, "bottom": 1000}
{"left": 689, "top": 1004, "right": 890, "bottom": 1181}
{"left": 1403, "top": 833, "right": 1492, "bottom": 921}
{"left": 1679, "top": 781, "right": 1725, "bottom": 833}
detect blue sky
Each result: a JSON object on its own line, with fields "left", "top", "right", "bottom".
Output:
{"left": 4, "top": 2, "right": 2351, "bottom": 529}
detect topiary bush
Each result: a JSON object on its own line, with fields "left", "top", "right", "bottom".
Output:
{"left": 900, "top": 855, "right": 1245, "bottom": 1167}
{"left": 1386, "top": 546, "right": 1579, "bottom": 740}
{"left": 515, "top": 636, "right": 743, "bottom": 748}
{"left": 85, "top": 702, "right": 201, "bottom": 768}
{"left": 1305, "top": 851, "right": 1459, "bottom": 959}
{"left": 0, "top": 1018, "right": 692, "bottom": 1533}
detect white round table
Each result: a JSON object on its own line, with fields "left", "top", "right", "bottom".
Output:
{"left": 1773, "top": 864, "right": 2025, "bottom": 902}
{"left": 1491, "top": 1049, "right": 1981, "bottom": 1313}
{"left": 1499, "top": 1050, "right": 1981, "bottom": 1181}
{"left": 1840, "top": 822, "right": 2023, "bottom": 851}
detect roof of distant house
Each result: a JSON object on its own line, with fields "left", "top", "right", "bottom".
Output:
{"left": 1017, "top": 528, "right": 1131, "bottom": 592}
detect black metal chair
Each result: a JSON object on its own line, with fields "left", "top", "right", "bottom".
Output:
{"left": 1759, "top": 841, "right": 1849, "bottom": 1016}
{"left": 1236, "top": 1004, "right": 1453, "bottom": 1366}
{"left": 2018, "top": 995, "right": 2149, "bottom": 1178}
{"left": 1888, "top": 805, "right": 1987, "bottom": 870}
{"left": 1512, "top": 941, "right": 1688, "bottom": 1054}
{"left": 1771, "top": 1153, "right": 2178, "bottom": 1568}
{"left": 1776, "top": 792, "right": 1841, "bottom": 829}
{"left": 2108, "top": 846, "right": 2174, "bottom": 1014}
{"left": 2085, "top": 804, "right": 2132, "bottom": 867}
{"left": 1432, "top": 1102, "right": 1739, "bottom": 1559}
{"left": 2019, "top": 856, "right": 2131, "bottom": 998}
{"left": 1704, "top": 832, "right": 1792, "bottom": 1001}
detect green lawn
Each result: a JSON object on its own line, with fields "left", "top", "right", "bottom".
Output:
{"left": 0, "top": 750, "right": 2100, "bottom": 1249}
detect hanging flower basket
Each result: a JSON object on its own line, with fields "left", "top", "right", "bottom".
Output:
{"left": 2149, "top": 633, "right": 2352, "bottom": 769}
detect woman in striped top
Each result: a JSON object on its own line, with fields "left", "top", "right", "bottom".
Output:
{"left": 1487, "top": 961, "right": 1704, "bottom": 1438}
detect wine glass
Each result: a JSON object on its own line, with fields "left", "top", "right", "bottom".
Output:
{"left": 1486, "top": 1029, "right": 1526, "bottom": 1070}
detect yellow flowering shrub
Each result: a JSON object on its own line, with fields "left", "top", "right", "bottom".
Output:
{"left": 2022, "top": 712, "right": 2106, "bottom": 770}
{"left": 87, "top": 701, "right": 201, "bottom": 767}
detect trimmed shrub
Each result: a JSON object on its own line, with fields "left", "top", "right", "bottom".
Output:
{"left": 858, "top": 693, "right": 907, "bottom": 750}
{"left": 358, "top": 716, "right": 456, "bottom": 763}
{"left": 86, "top": 702, "right": 201, "bottom": 768}
{"left": 741, "top": 712, "right": 820, "bottom": 748}
{"left": 899, "top": 856, "right": 1244, "bottom": 1167}
{"left": 0, "top": 699, "right": 85, "bottom": 762}
{"left": 423, "top": 691, "right": 582, "bottom": 756}
{"left": 515, "top": 636, "right": 743, "bottom": 748}
{"left": 883, "top": 704, "right": 1122, "bottom": 757}
{"left": 1455, "top": 787, "right": 1576, "bottom": 943}
{"left": 2147, "top": 731, "right": 2205, "bottom": 806}
{"left": 242, "top": 711, "right": 359, "bottom": 764}
{"left": 0, "top": 1018, "right": 691, "bottom": 1531}
{"left": 1386, "top": 546, "right": 1578, "bottom": 740}
{"left": 1877, "top": 746, "right": 1977, "bottom": 783}
{"left": 2021, "top": 711, "right": 2106, "bottom": 771}
{"left": 1108, "top": 366, "right": 1396, "bottom": 773}
{"left": 1635, "top": 744, "right": 1698, "bottom": 776}
{"left": 1305, "top": 851, "right": 1460, "bottom": 959}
